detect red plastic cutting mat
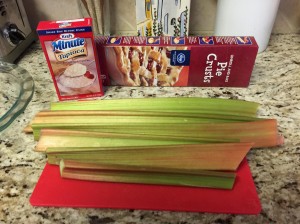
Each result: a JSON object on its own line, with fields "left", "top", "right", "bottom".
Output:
{"left": 30, "top": 159, "right": 261, "bottom": 214}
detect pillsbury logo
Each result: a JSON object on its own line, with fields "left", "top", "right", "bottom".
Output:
{"left": 170, "top": 50, "right": 190, "bottom": 66}
{"left": 177, "top": 53, "right": 185, "bottom": 63}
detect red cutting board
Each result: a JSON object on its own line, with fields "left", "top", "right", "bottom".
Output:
{"left": 30, "top": 159, "right": 261, "bottom": 214}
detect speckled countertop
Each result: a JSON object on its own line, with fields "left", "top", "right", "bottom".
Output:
{"left": 0, "top": 34, "right": 299, "bottom": 224}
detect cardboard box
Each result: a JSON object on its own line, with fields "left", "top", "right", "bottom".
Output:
{"left": 95, "top": 36, "right": 258, "bottom": 87}
{"left": 37, "top": 18, "right": 104, "bottom": 101}
{"left": 136, "top": 0, "right": 191, "bottom": 36}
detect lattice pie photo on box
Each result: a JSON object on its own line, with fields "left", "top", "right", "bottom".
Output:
{"left": 105, "top": 46, "right": 186, "bottom": 87}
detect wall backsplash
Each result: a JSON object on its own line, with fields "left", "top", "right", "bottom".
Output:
{"left": 23, "top": 0, "right": 300, "bottom": 35}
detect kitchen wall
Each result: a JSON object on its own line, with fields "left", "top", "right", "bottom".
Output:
{"left": 23, "top": 0, "right": 300, "bottom": 34}
{"left": 22, "top": 0, "right": 82, "bottom": 27}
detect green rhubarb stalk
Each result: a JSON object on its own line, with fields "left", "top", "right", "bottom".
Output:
{"left": 31, "top": 114, "right": 237, "bottom": 140}
{"left": 32, "top": 118, "right": 281, "bottom": 147}
{"left": 61, "top": 159, "right": 234, "bottom": 174}
{"left": 60, "top": 160, "right": 236, "bottom": 189}
{"left": 85, "top": 119, "right": 280, "bottom": 148}
{"left": 51, "top": 97, "right": 259, "bottom": 118}
{"left": 36, "top": 110, "right": 260, "bottom": 121}
{"left": 46, "top": 142, "right": 252, "bottom": 171}
{"left": 36, "top": 129, "right": 237, "bottom": 152}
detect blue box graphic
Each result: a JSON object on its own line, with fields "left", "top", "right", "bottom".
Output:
{"left": 170, "top": 50, "right": 190, "bottom": 66}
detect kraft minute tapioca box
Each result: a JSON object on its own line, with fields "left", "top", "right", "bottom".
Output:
{"left": 37, "top": 18, "right": 104, "bottom": 101}
{"left": 95, "top": 36, "right": 258, "bottom": 87}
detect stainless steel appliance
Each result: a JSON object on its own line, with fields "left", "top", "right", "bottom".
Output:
{"left": 0, "top": 0, "right": 36, "bottom": 62}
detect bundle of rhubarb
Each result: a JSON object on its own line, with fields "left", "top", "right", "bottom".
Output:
{"left": 27, "top": 97, "right": 283, "bottom": 190}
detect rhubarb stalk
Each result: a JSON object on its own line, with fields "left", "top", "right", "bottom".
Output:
{"left": 60, "top": 160, "right": 237, "bottom": 189}
{"left": 46, "top": 142, "right": 252, "bottom": 171}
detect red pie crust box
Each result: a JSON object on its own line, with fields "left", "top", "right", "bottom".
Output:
{"left": 95, "top": 36, "right": 258, "bottom": 87}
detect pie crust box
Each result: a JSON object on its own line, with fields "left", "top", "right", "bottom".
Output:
{"left": 95, "top": 36, "right": 258, "bottom": 87}
{"left": 37, "top": 18, "right": 104, "bottom": 101}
